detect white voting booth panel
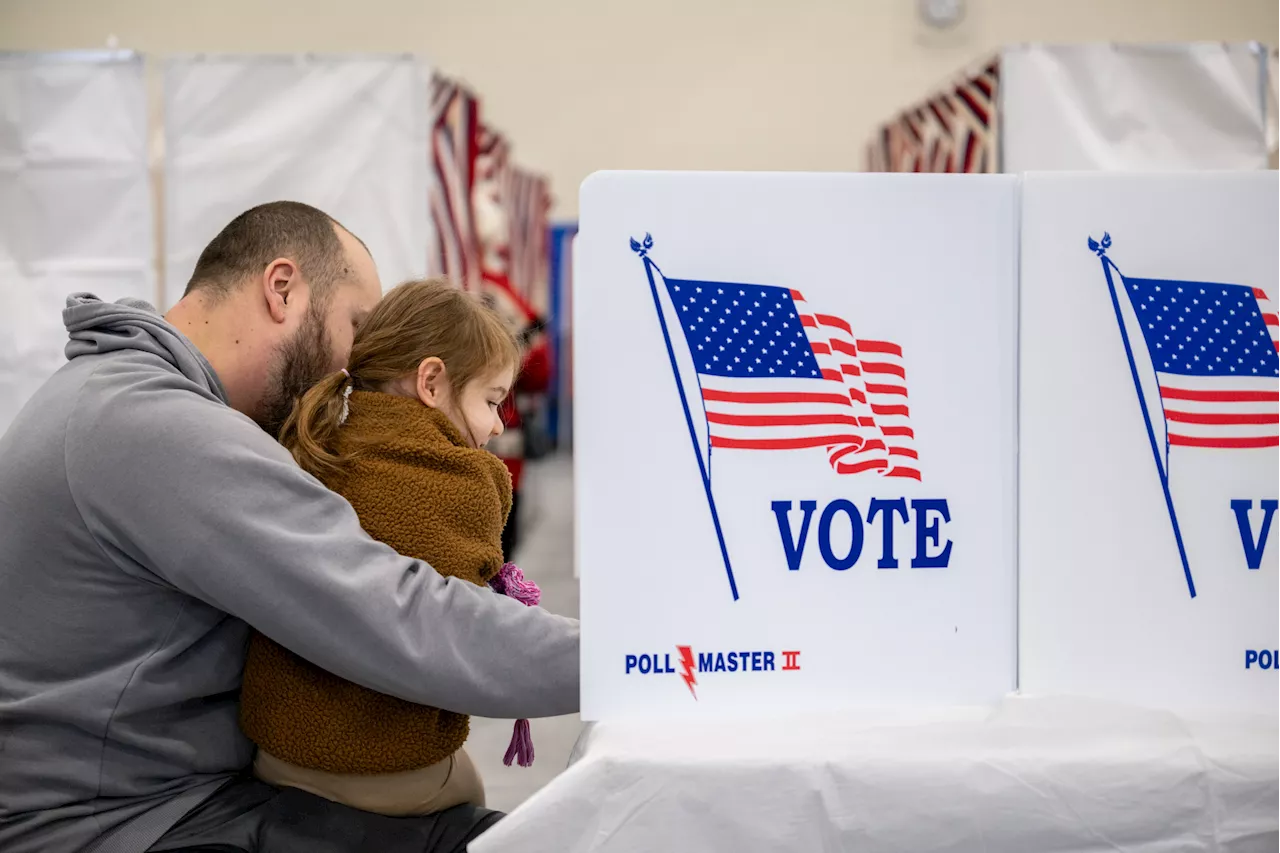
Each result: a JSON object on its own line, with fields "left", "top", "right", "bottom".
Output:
{"left": 0, "top": 53, "right": 153, "bottom": 436}
{"left": 163, "top": 55, "right": 432, "bottom": 305}
{"left": 1020, "top": 172, "right": 1279, "bottom": 713}
{"left": 576, "top": 172, "right": 1018, "bottom": 720}
{"left": 1002, "top": 44, "right": 1269, "bottom": 172}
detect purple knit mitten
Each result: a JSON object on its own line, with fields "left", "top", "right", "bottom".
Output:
{"left": 489, "top": 561, "right": 541, "bottom": 607}
{"left": 489, "top": 562, "right": 540, "bottom": 767}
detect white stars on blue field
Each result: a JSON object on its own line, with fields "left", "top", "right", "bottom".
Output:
{"left": 667, "top": 279, "right": 821, "bottom": 378}
{"left": 1127, "top": 277, "right": 1279, "bottom": 377}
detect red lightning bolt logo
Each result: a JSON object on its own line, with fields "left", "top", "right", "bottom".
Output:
{"left": 675, "top": 645, "right": 697, "bottom": 700}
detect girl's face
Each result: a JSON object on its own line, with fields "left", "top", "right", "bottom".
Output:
{"left": 410, "top": 357, "right": 513, "bottom": 449}
{"left": 450, "top": 365, "right": 514, "bottom": 449}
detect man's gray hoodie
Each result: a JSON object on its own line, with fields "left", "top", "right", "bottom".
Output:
{"left": 0, "top": 295, "right": 580, "bottom": 853}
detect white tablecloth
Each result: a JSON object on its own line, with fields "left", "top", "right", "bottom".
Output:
{"left": 471, "top": 696, "right": 1278, "bottom": 853}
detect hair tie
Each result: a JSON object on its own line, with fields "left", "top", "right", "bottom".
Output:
{"left": 339, "top": 369, "right": 354, "bottom": 424}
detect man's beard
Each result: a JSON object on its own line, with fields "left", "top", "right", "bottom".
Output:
{"left": 257, "top": 299, "right": 334, "bottom": 437}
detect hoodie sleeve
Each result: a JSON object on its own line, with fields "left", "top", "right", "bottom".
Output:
{"left": 64, "top": 365, "right": 579, "bottom": 720}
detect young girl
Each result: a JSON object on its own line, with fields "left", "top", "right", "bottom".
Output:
{"left": 238, "top": 278, "right": 539, "bottom": 817}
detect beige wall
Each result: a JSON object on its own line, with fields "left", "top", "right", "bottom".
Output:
{"left": 1, "top": 0, "right": 1274, "bottom": 217}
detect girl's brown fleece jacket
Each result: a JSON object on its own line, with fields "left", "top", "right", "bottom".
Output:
{"left": 239, "top": 391, "right": 512, "bottom": 774}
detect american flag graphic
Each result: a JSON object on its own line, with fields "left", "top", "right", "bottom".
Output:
{"left": 663, "top": 276, "right": 921, "bottom": 480}
{"left": 1095, "top": 233, "right": 1279, "bottom": 599}
{"left": 1123, "top": 276, "right": 1280, "bottom": 450}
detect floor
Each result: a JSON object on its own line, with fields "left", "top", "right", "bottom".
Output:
{"left": 467, "top": 453, "right": 583, "bottom": 813}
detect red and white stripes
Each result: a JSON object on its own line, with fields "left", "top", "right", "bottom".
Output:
{"left": 792, "top": 290, "right": 920, "bottom": 480}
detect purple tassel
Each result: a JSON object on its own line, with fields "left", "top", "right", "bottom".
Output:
{"left": 503, "top": 717, "right": 535, "bottom": 767}
{"left": 490, "top": 563, "right": 540, "bottom": 766}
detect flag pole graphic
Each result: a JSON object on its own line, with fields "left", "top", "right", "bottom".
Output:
{"left": 632, "top": 235, "right": 740, "bottom": 601}
{"left": 1091, "top": 234, "right": 1196, "bottom": 598}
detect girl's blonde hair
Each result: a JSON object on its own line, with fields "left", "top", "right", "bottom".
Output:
{"left": 279, "top": 278, "right": 520, "bottom": 479}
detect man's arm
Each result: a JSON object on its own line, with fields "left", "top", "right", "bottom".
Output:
{"left": 65, "top": 375, "right": 579, "bottom": 719}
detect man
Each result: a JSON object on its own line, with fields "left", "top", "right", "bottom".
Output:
{"left": 0, "top": 202, "right": 580, "bottom": 853}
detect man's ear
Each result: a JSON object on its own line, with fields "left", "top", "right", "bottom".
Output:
{"left": 262, "top": 258, "right": 300, "bottom": 324}
{"left": 415, "top": 357, "right": 448, "bottom": 408}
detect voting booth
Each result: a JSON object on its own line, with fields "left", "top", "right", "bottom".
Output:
{"left": 574, "top": 170, "right": 1278, "bottom": 719}
{"left": 574, "top": 172, "right": 1019, "bottom": 719}
{"left": 163, "top": 55, "right": 433, "bottom": 305}
{"left": 473, "top": 170, "right": 1278, "bottom": 853}
{"left": 0, "top": 52, "right": 153, "bottom": 437}
{"left": 867, "top": 43, "right": 1271, "bottom": 175}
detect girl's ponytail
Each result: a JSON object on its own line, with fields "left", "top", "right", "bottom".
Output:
{"left": 277, "top": 369, "right": 353, "bottom": 481}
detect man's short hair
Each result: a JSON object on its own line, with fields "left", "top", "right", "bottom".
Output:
{"left": 183, "top": 201, "right": 358, "bottom": 300}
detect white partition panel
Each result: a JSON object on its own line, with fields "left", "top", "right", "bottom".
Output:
{"left": 1020, "top": 171, "right": 1279, "bottom": 713}
{"left": 0, "top": 52, "right": 153, "bottom": 436}
{"left": 164, "top": 55, "right": 431, "bottom": 304}
{"left": 576, "top": 172, "right": 1019, "bottom": 721}
{"left": 1002, "top": 43, "right": 1268, "bottom": 172}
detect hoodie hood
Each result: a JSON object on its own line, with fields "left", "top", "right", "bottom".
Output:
{"left": 63, "top": 293, "right": 228, "bottom": 404}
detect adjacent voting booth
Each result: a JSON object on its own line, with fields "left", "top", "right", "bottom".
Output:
{"left": 574, "top": 172, "right": 1019, "bottom": 719}
{"left": 1019, "top": 171, "right": 1279, "bottom": 713}
{"left": 0, "top": 52, "right": 153, "bottom": 437}
{"left": 474, "top": 170, "right": 1278, "bottom": 853}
